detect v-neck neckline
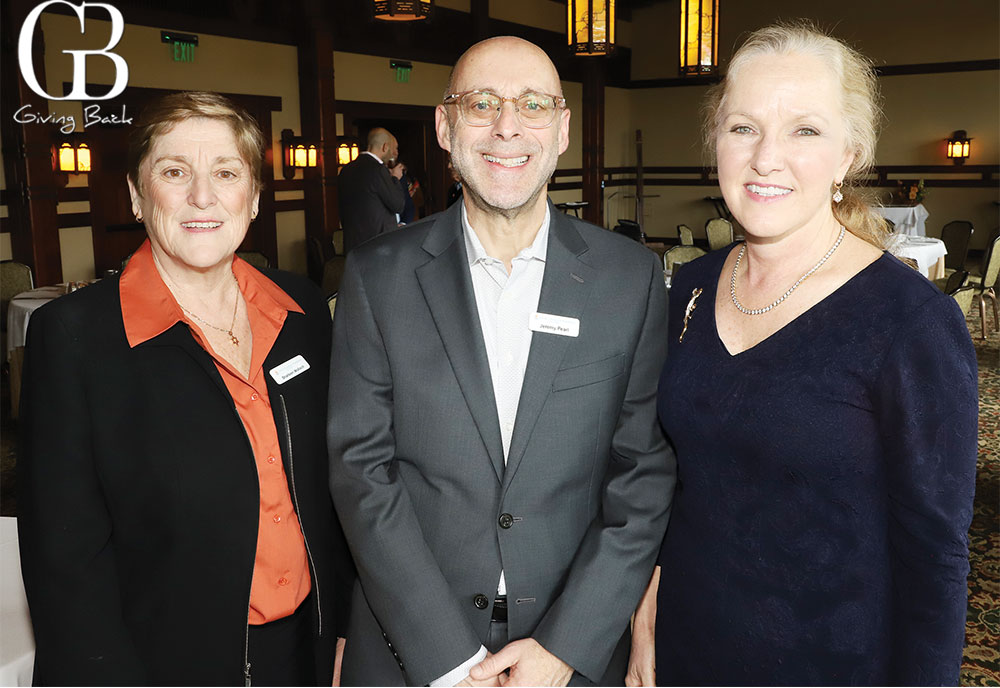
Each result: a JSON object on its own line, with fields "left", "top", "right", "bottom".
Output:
{"left": 709, "top": 251, "right": 890, "bottom": 359}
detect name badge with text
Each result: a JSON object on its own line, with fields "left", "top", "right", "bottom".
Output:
{"left": 269, "top": 355, "right": 310, "bottom": 384}
{"left": 529, "top": 312, "right": 580, "bottom": 338}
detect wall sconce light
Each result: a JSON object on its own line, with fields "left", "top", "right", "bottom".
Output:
{"left": 337, "top": 141, "right": 360, "bottom": 167}
{"left": 568, "top": 0, "right": 616, "bottom": 56}
{"left": 946, "top": 130, "right": 971, "bottom": 165}
{"left": 373, "top": 0, "right": 432, "bottom": 21}
{"left": 54, "top": 141, "right": 91, "bottom": 173}
{"left": 679, "top": 0, "right": 719, "bottom": 77}
{"left": 281, "top": 129, "right": 318, "bottom": 180}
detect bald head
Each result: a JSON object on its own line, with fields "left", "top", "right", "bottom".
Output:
{"left": 445, "top": 36, "right": 562, "bottom": 101}
{"left": 366, "top": 127, "right": 398, "bottom": 164}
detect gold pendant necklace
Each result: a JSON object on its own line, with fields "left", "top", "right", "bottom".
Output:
{"left": 175, "top": 274, "right": 242, "bottom": 345}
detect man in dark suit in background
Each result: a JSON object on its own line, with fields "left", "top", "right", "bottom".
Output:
{"left": 329, "top": 36, "right": 675, "bottom": 687}
{"left": 337, "top": 127, "right": 407, "bottom": 254}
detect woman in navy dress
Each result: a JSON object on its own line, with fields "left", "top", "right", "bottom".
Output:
{"left": 626, "top": 24, "right": 977, "bottom": 686}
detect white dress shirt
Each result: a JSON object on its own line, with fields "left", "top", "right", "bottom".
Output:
{"left": 429, "top": 204, "right": 550, "bottom": 687}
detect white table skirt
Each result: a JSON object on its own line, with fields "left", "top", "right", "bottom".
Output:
{"left": 0, "top": 518, "right": 34, "bottom": 686}
{"left": 875, "top": 204, "right": 929, "bottom": 237}
{"left": 888, "top": 235, "right": 948, "bottom": 278}
{"left": 6, "top": 286, "right": 64, "bottom": 357}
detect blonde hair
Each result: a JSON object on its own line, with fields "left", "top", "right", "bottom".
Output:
{"left": 703, "top": 22, "right": 889, "bottom": 247}
{"left": 127, "top": 91, "right": 266, "bottom": 196}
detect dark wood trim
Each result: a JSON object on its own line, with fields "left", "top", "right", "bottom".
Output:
{"left": 56, "top": 212, "right": 91, "bottom": 228}
{"left": 875, "top": 59, "right": 1000, "bottom": 77}
{"left": 57, "top": 186, "right": 90, "bottom": 203}
{"left": 271, "top": 179, "right": 305, "bottom": 193}
{"left": 581, "top": 59, "right": 605, "bottom": 225}
{"left": 627, "top": 60, "right": 1000, "bottom": 89}
{"left": 3, "top": 0, "right": 64, "bottom": 285}
{"left": 274, "top": 199, "right": 306, "bottom": 213}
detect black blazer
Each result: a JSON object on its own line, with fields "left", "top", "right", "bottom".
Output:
{"left": 18, "top": 269, "right": 353, "bottom": 686}
{"left": 337, "top": 153, "right": 406, "bottom": 254}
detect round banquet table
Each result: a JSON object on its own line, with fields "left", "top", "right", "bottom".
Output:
{"left": 0, "top": 518, "right": 34, "bottom": 686}
{"left": 6, "top": 286, "right": 65, "bottom": 356}
{"left": 887, "top": 235, "right": 947, "bottom": 279}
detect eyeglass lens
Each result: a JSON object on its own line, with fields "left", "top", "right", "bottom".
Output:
{"left": 460, "top": 92, "right": 558, "bottom": 127}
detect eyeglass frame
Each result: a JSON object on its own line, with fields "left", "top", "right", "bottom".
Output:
{"left": 441, "top": 90, "right": 567, "bottom": 129}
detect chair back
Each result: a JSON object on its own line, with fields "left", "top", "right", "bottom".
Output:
{"left": 613, "top": 219, "right": 644, "bottom": 244}
{"left": 1, "top": 260, "right": 35, "bottom": 327}
{"left": 327, "top": 292, "right": 338, "bottom": 321}
{"left": 940, "top": 220, "right": 973, "bottom": 271}
{"left": 664, "top": 245, "right": 706, "bottom": 273}
{"left": 678, "top": 225, "right": 695, "bottom": 246}
{"left": 236, "top": 251, "right": 271, "bottom": 269}
{"left": 946, "top": 270, "right": 974, "bottom": 314}
{"left": 979, "top": 234, "right": 1000, "bottom": 291}
{"left": 705, "top": 218, "right": 733, "bottom": 251}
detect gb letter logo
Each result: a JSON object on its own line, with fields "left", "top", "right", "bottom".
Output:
{"left": 18, "top": 0, "right": 128, "bottom": 101}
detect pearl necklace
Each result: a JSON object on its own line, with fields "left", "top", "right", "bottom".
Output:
{"left": 730, "top": 226, "right": 846, "bottom": 316}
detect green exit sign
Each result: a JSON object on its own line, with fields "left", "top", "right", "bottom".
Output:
{"left": 172, "top": 42, "right": 195, "bottom": 62}
{"left": 161, "top": 30, "right": 198, "bottom": 63}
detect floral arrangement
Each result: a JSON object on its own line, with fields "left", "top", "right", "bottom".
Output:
{"left": 893, "top": 179, "right": 926, "bottom": 205}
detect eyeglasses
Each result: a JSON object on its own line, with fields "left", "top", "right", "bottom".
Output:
{"left": 442, "top": 90, "right": 566, "bottom": 129}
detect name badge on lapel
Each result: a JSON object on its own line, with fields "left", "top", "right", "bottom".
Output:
{"left": 269, "top": 355, "right": 310, "bottom": 384}
{"left": 529, "top": 312, "right": 580, "bottom": 338}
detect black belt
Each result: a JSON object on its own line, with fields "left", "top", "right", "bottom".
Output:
{"left": 491, "top": 595, "right": 507, "bottom": 623}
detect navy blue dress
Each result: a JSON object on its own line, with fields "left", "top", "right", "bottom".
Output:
{"left": 655, "top": 249, "right": 978, "bottom": 686}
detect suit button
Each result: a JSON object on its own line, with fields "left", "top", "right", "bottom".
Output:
{"left": 498, "top": 513, "right": 514, "bottom": 529}
{"left": 474, "top": 594, "right": 489, "bottom": 610}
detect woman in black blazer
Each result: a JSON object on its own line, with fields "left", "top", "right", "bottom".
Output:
{"left": 18, "top": 92, "right": 353, "bottom": 686}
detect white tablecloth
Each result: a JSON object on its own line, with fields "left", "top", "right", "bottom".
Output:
{"left": 6, "top": 286, "right": 64, "bottom": 357}
{"left": 875, "top": 204, "right": 929, "bottom": 237}
{"left": 0, "top": 518, "right": 34, "bottom": 686}
{"left": 888, "top": 235, "right": 948, "bottom": 278}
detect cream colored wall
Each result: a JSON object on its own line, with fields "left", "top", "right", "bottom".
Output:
{"left": 630, "top": 0, "right": 999, "bottom": 80}
{"left": 334, "top": 52, "right": 452, "bottom": 106}
{"left": 628, "top": 2, "right": 999, "bottom": 245}
{"left": 29, "top": 13, "right": 306, "bottom": 279}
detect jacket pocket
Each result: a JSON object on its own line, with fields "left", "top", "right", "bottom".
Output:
{"left": 551, "top": 353, "right": 625, "bottom": 392}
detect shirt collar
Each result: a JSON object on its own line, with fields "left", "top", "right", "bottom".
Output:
{"left": 120, "top": 239, "right": 303, "bottom": 348}
{"left": 361, "top": 151, "right": 384, "bottom": 164}
{"left": 462, "top": 202, "right": 550, "bottom": 267}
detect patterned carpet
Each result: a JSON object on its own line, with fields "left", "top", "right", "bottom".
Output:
{"left": 963, "top": 306, "right": 1000, "bottom": 686}
{"left": 1, "top": 306, "right": 998, "bottom": 683}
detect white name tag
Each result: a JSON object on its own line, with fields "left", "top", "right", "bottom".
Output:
{"left": 269, "top": 355, "right": 310, "bottom": 384}
{"left": 529, "top": 312, "right": 580, "bottom": 338}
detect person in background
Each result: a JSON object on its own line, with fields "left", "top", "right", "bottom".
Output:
{"left": 627, "top": 23, "right": 977, "bottom": 687}
{"left": 391, "top": 160, "right": 418, "bottom": 224}
{"left": 338, "top": 127, "right": 407, "bottom": 253}
{"left": 19, "top": 91, "right": 353, "bottom": 686}
{"left": 329, "top": 36, "right": 674, "bottom": 687}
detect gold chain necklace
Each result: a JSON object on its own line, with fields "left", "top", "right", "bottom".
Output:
{"left": 175, "top": 274, "right": 242, "bottom": 346}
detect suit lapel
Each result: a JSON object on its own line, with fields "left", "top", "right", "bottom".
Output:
{"left": 503, "top": 208, "right": 594, "bottom": 490}
{"left": 416, "top": 204, "right": 506, "bottom": 482}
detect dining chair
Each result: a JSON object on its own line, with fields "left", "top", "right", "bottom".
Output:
{"left": 327, "top": 292, "right": 338, "bottom": 321}
{"left": 1, "top": 260, "right": 35, "bottom": 340}
{"left": 678, "top": 224, "right": 695, "bottom": 246}
{"left": 705, "top": 217, "right": 734, "bottom": 251}
{"left": 970, "top": 233, "right": 1000, "bottom": 339}
{"left": 940, "top": 220, "right": 974, "bottom": 273}
{"left": 947, "top": 270, "right": 976, "bottom": 318}
{"left": 236, "top": 251, "right": 271, "bottom": 269}
{"left": 663, "top": 245, "right": 706, "bottom": 273}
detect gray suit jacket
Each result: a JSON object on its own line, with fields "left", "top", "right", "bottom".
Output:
{"left": 328, "top": 200, "right": 675, "bottom": 686}
{"left": 337, "top": 153, "right": 407, "bottom": 254}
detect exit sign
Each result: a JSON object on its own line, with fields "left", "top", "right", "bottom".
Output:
{"left": 172, "top": 42, "right": 195, "bottom": 62}
{"left": 161, "top": 30, "right": 199, "bottom": 64}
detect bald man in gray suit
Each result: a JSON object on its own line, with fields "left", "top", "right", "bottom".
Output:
{"left": 328, "top": 37, "right": 675, "bottom": 687}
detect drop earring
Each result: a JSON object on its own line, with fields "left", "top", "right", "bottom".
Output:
{"left": 832, "top": 181, "right": 844, "bottom": 204}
